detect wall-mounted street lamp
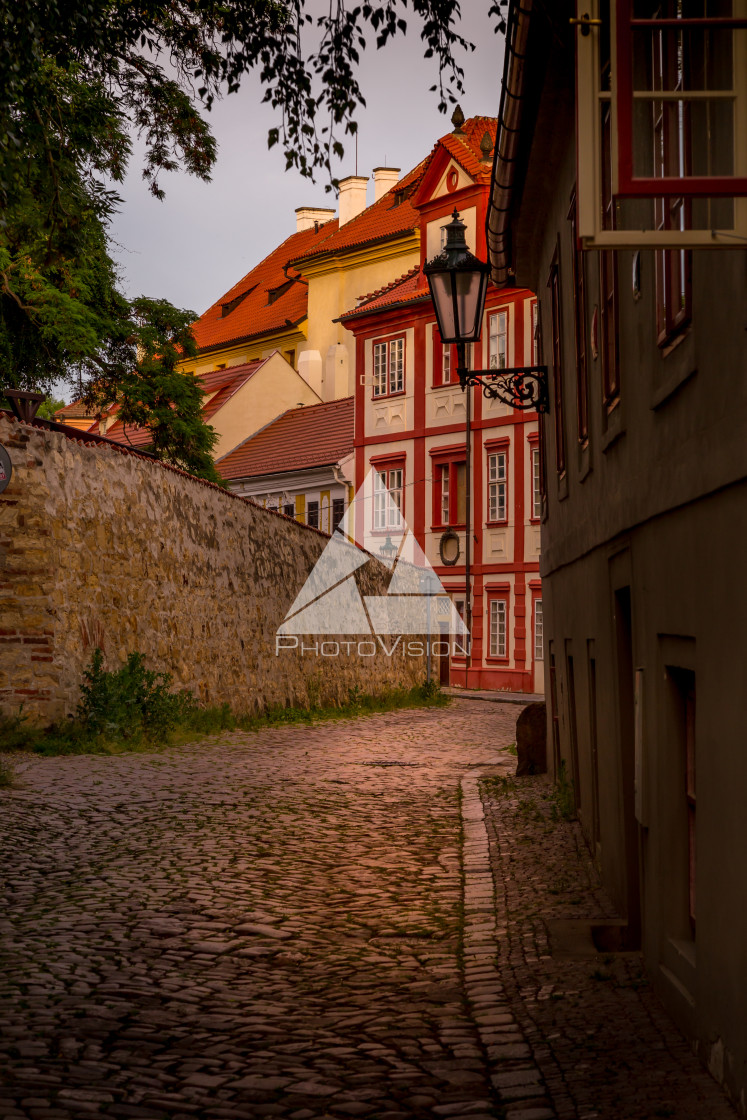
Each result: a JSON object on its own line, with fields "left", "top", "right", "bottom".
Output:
{"left": 423, "top": 209, "right": 548, "bottom": 412}
{"left": 379, "top": 535, "right": 398, "bottom": 562}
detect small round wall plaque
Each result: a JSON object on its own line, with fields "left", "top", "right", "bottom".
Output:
{"left": 0, "top": 445, "right": 12, "bottom": 495}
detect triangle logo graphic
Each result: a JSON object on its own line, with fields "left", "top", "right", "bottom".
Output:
{"left": 278, "top": 468, "right": 468, "bottom": 637}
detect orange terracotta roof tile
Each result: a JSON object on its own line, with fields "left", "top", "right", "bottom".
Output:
{"left": 190, "top": 221, "right": 338, "bottom": 353}
{"left": 341, "top": 267, "right": 429, "bottom": 322}
{"left": 104, "top": 360, "right": 267, "bottom": 449}
{"left": 289, "top": 158, "right": 430, "bottom": 265}
{"left": 54, "top": 400, "right": 94, "bottom": 420}
{"left": 217, "top": 396, "right": 354, "bottom": 481}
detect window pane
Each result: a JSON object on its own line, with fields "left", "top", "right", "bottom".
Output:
{"left": 373, "top": 471, "right": 387, "bottom": 530}
{"left": 532, "top": 448, "right": 542, "bottom": 519}
{"left": 332, "top": 498, "right": 345, "bottom": 531}
{"left": 490, "top": 599, "right": 507, "bottom": 658}
{"left": 307, "top": 500, "right": 319, "bottom": 529}
{"left": 488, "top": 311, "right": 508, "bottom": 370}
{"left": 388, "top": 468, "right": 403, "bottom": 527}
{"left": 440, "top": 465, "right": 450, "bottom": 524}
{"left": 534, "top": 599, "right": 544, "bottom": 661}
{"left": 389, "top": 338, "right": 404, "bottom": 393}
{"left": 488, "top": 452, "right": 507, "bottom": 521}
{"left": 373, "top": 343, "right": 387, "bottom": 397}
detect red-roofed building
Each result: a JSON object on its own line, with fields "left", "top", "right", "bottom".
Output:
{"left": 341, "top": 113, "right": 543, "bottom": 694}
{"left": 90, "top": 352, "right": 321, "bottom": 460}
{"left": 217, "top": 397, "right": 354, "bottom": 532}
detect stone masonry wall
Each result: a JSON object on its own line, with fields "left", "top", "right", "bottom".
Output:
{"left": 0, "top": 415, "right": 425, "bottom": 724}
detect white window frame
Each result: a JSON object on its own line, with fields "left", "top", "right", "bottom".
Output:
{"left": 373, "top": 337, "right": 405, "bottom": 397}
{"left": 440, "top": 465, "right": 450, "bottom": 524}
{"left": 489, "top": 598, "right": 508, "bottom": 659}
{"left": 534, "top": 599, "right": 544, "bottom": 662}
{"left": 488, "top": 451, "right": 507, "bottom": 523}
{"left": 374, "top": 467, "right": 403, "bottom": 530}
{"left": 488, "top": 310, "right": 508, "bottom": 370}
{"left": 531, "top": 446, "right": 542, "bottom": 520}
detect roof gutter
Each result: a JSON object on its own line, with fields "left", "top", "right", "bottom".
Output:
{"left": 486, "top": 0, "right": 534, "bottom": 287}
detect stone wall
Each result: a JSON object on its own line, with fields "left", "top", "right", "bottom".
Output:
{"left": 0, "top": 415, "right": 425, "bottom": 724}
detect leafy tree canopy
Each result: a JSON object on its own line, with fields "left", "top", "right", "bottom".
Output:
{"left": 0, "top": 0, "right": 507, "bottom": 478}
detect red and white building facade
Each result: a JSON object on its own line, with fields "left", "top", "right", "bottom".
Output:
{"left": 342, "top": 118, "right": 543, "bottom": 693}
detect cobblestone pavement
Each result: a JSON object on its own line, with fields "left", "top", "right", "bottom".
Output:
{"left": 479, "top": 774, "right": 738, "bottom": 1120}
{"left": 0, "top": 699, "right": 738, "bottom": 1120}
{"left": 0, "top": 700, "right": 516, "bottom": 1120}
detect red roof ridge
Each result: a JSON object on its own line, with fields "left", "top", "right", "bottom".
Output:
{"left": 216, "top": 395, "right": 354, "bottom": 481}
{"left": 355, "top": 264, "right": 422, "bottom": 307}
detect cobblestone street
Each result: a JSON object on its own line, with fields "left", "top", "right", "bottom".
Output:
{"left": 0, "top": 699, "right": 738, "bottom": 1120}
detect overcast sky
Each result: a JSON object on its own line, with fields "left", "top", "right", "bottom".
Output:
{"left": 107, "top": 6, "right": 506, "bottom": 324}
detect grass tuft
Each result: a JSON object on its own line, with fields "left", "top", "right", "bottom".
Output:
{"left": 0, "top": 653, "right": 449, "bottom": 758}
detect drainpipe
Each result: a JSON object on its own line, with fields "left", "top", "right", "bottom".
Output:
{"left": 486, "top": 0, "right": 534, "bottom": 286}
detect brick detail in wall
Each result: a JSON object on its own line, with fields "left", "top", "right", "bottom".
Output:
{"left": 0, "top": 416, "right": 425, "bottom": 724}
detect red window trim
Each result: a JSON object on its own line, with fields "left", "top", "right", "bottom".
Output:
{"left": 615, "top": 5, "right": 747, "bottom": 197}
{"left": 431, "top": 324, "right": 460, "bottom": 388}
{"left": 486, "top": 304, "right": 511, "bottom": 371}
{"left": 485, "top": 588, "right": 511, "bottom": 663}
{"left": 371, "top": 332, "right": 407, "bottom": 400}
{"left": 369, "top": 454, "right": 406, "bottom": 534}
{"left": 485, "top": 439, "right": 510, "bottom": 526}
{"left": 430, "top": 446, "right": 466, "bottom": 530}
{"left": 429, "top": 442, "right": 466, "bottom": 460}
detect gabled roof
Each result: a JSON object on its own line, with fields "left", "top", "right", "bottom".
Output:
{"left": 55, "top": 400, "right": 95, "bottom": 421}
{"left": 217, "top": 396, "right": 354, "bottom": 481}
{"left": 103, "top": 359, "right": 268, "bottom": 450}
{"left": 412, "top": 116, "right": 497, "bottom": 207}
{"left": 288, "top": 159, "right": 429, "bottom": 267}
{"left": 190, "top": 222, "right": 338, "bottom": 353}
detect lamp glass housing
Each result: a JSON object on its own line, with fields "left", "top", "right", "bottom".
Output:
{"left": 424, "top": 209, "right": 490, "bottom": 345}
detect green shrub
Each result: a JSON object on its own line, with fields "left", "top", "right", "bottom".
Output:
{"left": 77, "top": 648, "right": 194, "bottom": 739}
{"left": 1, "top": 652, "right": 450, "bottom": 757}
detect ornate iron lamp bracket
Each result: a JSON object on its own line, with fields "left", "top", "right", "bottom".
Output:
{"left": 457, "top": 361, "right": 549, "bottom": 414}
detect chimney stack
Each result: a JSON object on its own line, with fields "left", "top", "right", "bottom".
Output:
{"left": 372, "top": 167, "right": 400, "bottom": 203}
{"left": 338, "top": 175, "right": 368, "bottom": 226}
{"left": 295, "top": 207, "right": 336, "bottom": 233}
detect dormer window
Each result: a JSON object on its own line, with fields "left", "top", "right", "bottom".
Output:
{"left": 267, "top": 279, "right": 293, "bottom": 305}
{"left": 221, "top": 285, "right": 256, "bottom": 317}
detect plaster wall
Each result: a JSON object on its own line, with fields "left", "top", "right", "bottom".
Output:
{"left": 516, "top": 55, "right": 747, "bottom": 1112}
{"left": 303, "top": 246, "right": 420, "bottom": 397}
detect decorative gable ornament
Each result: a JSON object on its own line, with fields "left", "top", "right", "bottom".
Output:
{"left": 575, "top": 0, "right": 747, "bottom": 248}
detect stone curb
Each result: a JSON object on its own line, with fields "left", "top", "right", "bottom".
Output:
{"left": 461, "top": 768, "right": 556, "bottom": 1120}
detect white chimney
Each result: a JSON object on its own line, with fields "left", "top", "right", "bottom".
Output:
{"left": 372, "top": 167, "right": 400, "bottom": 202}
{"left": 295, "top": 206, "right": 336, "bottom": 233}
{"left": 338, "top": 176, "right": 368, "bottom": 226}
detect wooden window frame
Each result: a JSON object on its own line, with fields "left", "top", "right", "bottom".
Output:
{"left": 533, "top": 597, "right": 544, "bottom": 663}
{"left": 372, "top": 333, "right": 406, "bottom": 399}
{"left": 485, "top": 437, "right": 510, "bottom": 526}
{"left": 431, "top": 446, "right": 467, "bottom": 530}
{"left": 486, "top": 590, "right": 510, "bottom": 662}
{"left": 528, "top": 433, "right": 541, "bottom": 523}
{"left": 488, "top": 308, "right": 509, "bottom": 371}
{"left": 370, "top": 457, "right": 405, "bottom": 533}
